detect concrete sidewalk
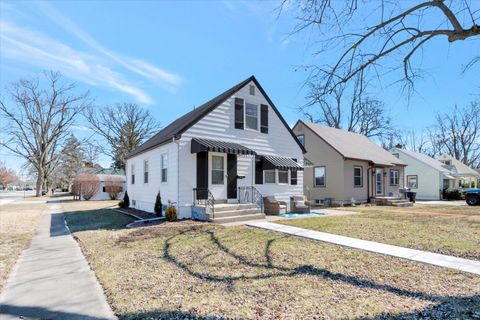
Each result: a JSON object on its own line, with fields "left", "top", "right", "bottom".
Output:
{"left": 0, "top": 204, "right": 116, "bottom": 320}
{"left": 247, "top": 221, "right": 480, "bottom": 275}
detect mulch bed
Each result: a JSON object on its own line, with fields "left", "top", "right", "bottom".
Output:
{"left": 115, "top": 207, "right": 159, "bottom": 220}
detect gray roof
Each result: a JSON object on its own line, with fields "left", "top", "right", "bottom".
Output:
{"left": 437, "top": 155, "right": 480, "bottom": 177}
{"left": 392, "top": 148, "right": 451, "bottom": 173}
{"left": 298, "top": 121, "right": 406, "bottom": 166}
{"left": 126, "top": 76, "right": 305, "bottom": 159}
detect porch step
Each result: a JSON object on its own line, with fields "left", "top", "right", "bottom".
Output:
{"left": 372, "top": 197, "right": 413, "bottom": 207}
{"left": 212, "top": 213, "right": 266, "bottom": 224}
{"left": 208, "top": 208, "right": 261, "bottom": 219}
{"left": 214, "top": 203, "right": 256, "bottom": 212}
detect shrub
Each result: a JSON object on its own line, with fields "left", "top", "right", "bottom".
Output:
{"left": 118, "top": 200, "right": 125, "bottom": 208}
{"left": 165, "top": 202, "right": 177, "bottom": 222}
{"left": 444, "top": 189, "right": 462, "bottom": 200}
{"left": 123, "top": 191, "right": 130, "bottom": 208}
{"left": 104, "top": 176, "right": 124, "bottom": 200}
{"left": 72, "top": 173, "right": 100, "bottom": 200}
{"left": 154, "top": 192, "right": 163, "bottom": 217}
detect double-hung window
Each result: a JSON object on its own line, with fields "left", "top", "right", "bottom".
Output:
{"left": 143, "top": 160, "right": 149, "bottom": 183}
{"left": 131, "top": 164, "right": 135, "bottom": 184}
{"left": 278, "top": 170, "right": 288, "bottom": 184}
{"left": 211, "top": 156, "right": 224, "bottom": 185}
{"left": 354, "top": 166, "right": 363, "bottom": 187}
{"left": 161, "top": 154, "right": 168, "bottom": 183}
{"left": 390, "top": 169, "right": 399, "bottom": 186}
{"left": 314, "top": 166, "right": 326, "bottom": 187}
{"left": 245, "top": 103, "right": 258, "bottom": 130}
{"left": 264, "top": 170, "right": 276, "bottom": 184}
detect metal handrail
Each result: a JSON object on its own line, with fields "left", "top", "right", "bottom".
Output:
{"left": 193, "top": 188, "right": 215, "bottom": 219}
{"left": 238, "top": 186, "right": 263, "bottom": 213}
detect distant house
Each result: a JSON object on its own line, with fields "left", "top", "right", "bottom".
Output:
{"left": 436, "top": 155, "right": 479, "bottom": 189}
{"left": 74, "top": 167, "right": 126, "bottom": 201}
{"left": 293, "top": 121, "right": 407, "bottom": 205}
{"left": 125, "top": 76, "right": 305, "bottom": 221}
{"left": 390, "top": 148, "right": 455, "bottom": 200}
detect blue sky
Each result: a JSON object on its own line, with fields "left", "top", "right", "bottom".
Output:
{"left": 1, "top": 0, "right": 478, "bottom": 175}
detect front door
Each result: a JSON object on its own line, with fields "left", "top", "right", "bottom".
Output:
{"left": 375, "top": 168, "right": 383, "bottom": 195}
{"left": 209, "top": 153, "right": 227, "bottom": 200}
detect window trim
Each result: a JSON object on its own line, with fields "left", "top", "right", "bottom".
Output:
{"left": 390, "top": 169, "right": 400, "bottom": 186}
{"left": 264, "top": 170, "right": 276, "bottom": 184}
{"left": 354, "top": 166, "right": 363, "bottom": 188}
{"left": 278, "top": 170, "right": 289, "bottom": 185}
{"left": 244, "top": 102, "right": 259, "bottom": 131}
{"left": 406, "top": 175, "right": 418, "bottom": 189}
{"left": 143, "top": 159, "right": 149, "bottom": 184}
{"left": 161, "top": 153, "right": 168, "bottom": 183}
{"left": 313, "top": 166, "right": 326, "bottom": 187}
{"left": 296, "top": 134, "right": 305, "bottom": 146}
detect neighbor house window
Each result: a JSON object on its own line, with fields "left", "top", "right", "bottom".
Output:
{"left": 297, "top": 134, "right": 305, "bottom": 146}
{"left": 392, "top": 153, "right": 399, "bottom": 158}
{"left": 211, "top": 155, "right": 224, "bottom": 185}
{"left": 143, "top": 160, "right": 149, "bottom": 183}
{"left": 264, "top": 170, "right": 276, "bottom": 184}
{"left": 314, "top": 166, "right": 326, "bottom": 187}
{"left": 249, "top": 85, "right": 255, "bottom": 95}
{"left": 161, "top": 154, "right": 168, "bottom": 183}
{"left": 278, "top": 170, "right": 289, "bottom": 184}
{"left": 354, "top": 166, "right": 363, "bottom": 187}
{"left": 406, "top": 175, "right": 418, "bottom": 189}
{"left": 245, "top": 103, "right": 258, "bottom": 130}
{"left": 390, "top": 169, "right": 400, "bottom": 186}
{"left": 131, "top": 164, "right": 135, "bottom": 184}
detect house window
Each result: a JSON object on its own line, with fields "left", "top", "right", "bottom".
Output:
{"left": 354, "top": 166, "right": 363, "bottom": 187}
{"left": 278, "top": 170, "right": 288, "bottom": 184}
{"left": 211, "top": 155, "right": 224, "bottom": 185}
{"left": 297, "top": 134, "right": 305, "bottom": 146}
{"left": 392, "top": 153, "right": 399, "bottom": 158}
{"left": 161, "top": 154, "right": 168, "bottom": 183}
{"left": 390, "top": 169, "right": 400, "bottom": 186}
{"left": 406, "top": 175, "right": 418, "bottom": 189}
{"left": 131, "top": 164, "right": 135, "bottom": 185}
{"left": 143, "top": 160, "right": 149, "bottom": 183}
{"left": 249, "top": 85, "right": 255, "bottom": 95}
{"left": 264, "top": 170, "right": 276, "bottom": 184}
{"left": 314, "top": 166, "right": 326, "bottom": 187}
{"left": 245, "top": 103, "right": 258, "bottom": 130}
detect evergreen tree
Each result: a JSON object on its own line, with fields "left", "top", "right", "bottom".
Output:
{"left": 154, "top": 191, "right": 163, "bottom": 217}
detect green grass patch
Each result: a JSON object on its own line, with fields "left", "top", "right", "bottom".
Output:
{"left": 65, "top": 209, "right": 135, "bottom": 233}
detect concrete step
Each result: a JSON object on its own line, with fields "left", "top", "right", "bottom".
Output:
{"left": 392, "top": 202, "right": 414, "bottom": 207}
{"left": 212, "top": 213, "right": 266, "bottom": 224}
{"left": 209, "top": 208, "right": 261, "bottom": 219}
{"left": 214, "top": 203, "right": 256, "bottom": 212}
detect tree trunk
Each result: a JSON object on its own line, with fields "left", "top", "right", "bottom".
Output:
{"left": 36, "top": 174, "right": 43, "bottom": 197}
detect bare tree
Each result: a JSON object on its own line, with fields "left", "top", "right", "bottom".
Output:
{"left": 284, "top": 1, "right": 480, "bottom": 93}
{"left": 0, "top": 72, "right": 90, "bottom": 196}
{"left": 104, "top": 176, "right": 124, "bottom": 200}
{"left": 431, "top": 101, "right": 480, "bottom": 166}
{"left": 84, "top": 103, "right": 159, "bottom": 170}
{"left": 72, "top": 173, "right": 100, "bottom": 201}
{"left": 0, "top": 164, "right": 18, "bottom": 189}
{"left": 50, "top": 134, "right": 85, "bottom": 190}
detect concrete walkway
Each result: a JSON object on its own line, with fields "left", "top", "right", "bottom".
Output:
{"left": 0, "top": 203, "right": 116, "bottom": 320}
{"left": 247, "top": 221, "right": 480, "bottom": 275}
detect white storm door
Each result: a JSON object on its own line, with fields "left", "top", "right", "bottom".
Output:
{"left": 209, "top": 153, "right": 227, "bottom": 200}
{"left": 375, "top": 168, "right": 383, "bottom": 195}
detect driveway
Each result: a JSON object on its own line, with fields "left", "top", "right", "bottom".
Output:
{"left": 415, "top": 200, "right": 467, "bottom": 206}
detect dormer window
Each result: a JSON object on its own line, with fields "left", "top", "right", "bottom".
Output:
{"left": 249, "top": 85, "right": 255, "bottom": 95}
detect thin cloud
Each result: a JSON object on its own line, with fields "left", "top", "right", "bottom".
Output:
{"left": 0, "top": 20, "right": 154, "bottom": 104}
{"left": 34, "top": 1, "right": 182, "bottom": 92}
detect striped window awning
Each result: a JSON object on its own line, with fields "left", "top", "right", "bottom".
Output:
{"left": 262, "top": 155, "right": 303, "bottom": 171}
{"left": 190, "top": 138, "right": 256, "bottom": 155}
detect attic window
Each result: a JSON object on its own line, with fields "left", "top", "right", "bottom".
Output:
{"left": 249, "top": 85, "right": 255, "bottom": 95}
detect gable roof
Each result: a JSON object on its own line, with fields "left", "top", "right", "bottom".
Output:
{"left": 127, "top": 76, "right": 305, "bottom": 159}
{"left": 437, "top": 155, "right": 480, "bottom": 177}
{"left": 296, "top": 120, "right": 406, "bottom": 166}
{"left": 392, "top": 148, "right": 451, "bottom": 173}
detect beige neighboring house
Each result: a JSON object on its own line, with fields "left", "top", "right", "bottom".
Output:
{"left": 293, "top": 121, "right": 407, "bottom": 205}
{"left": 437, "top": 155, "right": 479, "bottom": 189}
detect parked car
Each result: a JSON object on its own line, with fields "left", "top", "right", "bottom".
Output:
{"left": 465, "top": 189, "right": 480, "bottom": 206}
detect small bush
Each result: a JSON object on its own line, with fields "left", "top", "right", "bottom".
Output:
{"left": 444, "top": 189, "right": 462, "bottom": 200}
{"left": 118, "top": 200, "right": 125, "bottom": 208}
{"left": 154, "top": 192, "right": 163, "bottom": 217}
{"left": 165, "top": 202, "right": 177, "bottom": 222}
{"left": 123, "top": 191, "right": 130, "bottom": 208}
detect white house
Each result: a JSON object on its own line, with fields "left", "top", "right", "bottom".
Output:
{"left": 125, "top": 76, "right": 305, "bottom": 221}
{"left": 390, "top": 148, "right": 455, "bottom": 200}
{"left": 75, "top": 167, "right": 126, "bottom": 201}
{"left": 437, "top": 155, "right": 479, "bottom": 189}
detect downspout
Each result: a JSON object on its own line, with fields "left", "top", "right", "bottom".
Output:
{"left": 173, "top": 136, "right": 180, "bottom": 213}
{"left": 367, "top": 167, "right": 371, "bottom": 203}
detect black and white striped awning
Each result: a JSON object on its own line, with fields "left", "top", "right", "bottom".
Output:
{"left": 190, "top": 138, "right": 256, "bottom": 155}
{"left": 262, "top": 155, "right": 303, "bottom": 171}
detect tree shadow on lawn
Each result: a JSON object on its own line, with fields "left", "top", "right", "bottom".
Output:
{"left": 62, "top": 208, "right": 135, "bottom": 233}
{"left": 159, "top": 228, "right": 480, "bottom": 319}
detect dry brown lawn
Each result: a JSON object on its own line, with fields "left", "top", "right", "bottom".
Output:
{"left": 0, "top": 196, "right": 48, "bottom": 290}
{"left": 279, "top": 204, "right": 480, "bottom": 261}
{"left": 64, "top": 205, "right": 480, "bottom": 320}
